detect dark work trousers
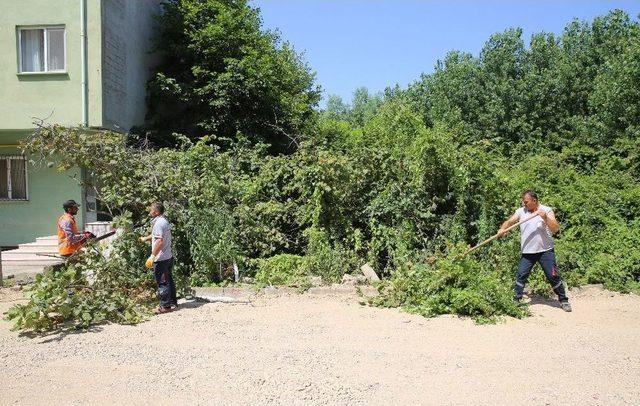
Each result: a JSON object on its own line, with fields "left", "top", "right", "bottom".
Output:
{"left": 515, "top": 249, "right": 569, "bottom": 302}
{"left": 153, "top": 258, "right": 177, "bottom": 308}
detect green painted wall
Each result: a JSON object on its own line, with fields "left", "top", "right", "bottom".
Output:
{"left": 0, "top": 1, "right": 102, "bottom": 246}
{"left": 0, "top": 0, "right": 103, "bottom": 129}
{"left": 0, "top": 1, "right": 160, "bottom": 246}
{"left": 0, "top": 135, "right": 84, "bottom": 247}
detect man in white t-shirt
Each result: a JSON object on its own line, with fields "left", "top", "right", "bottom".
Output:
{"left": 140, "top": 202, "right": 177, "bottom": 314}
{"left": 498, "top": 190, "right": 571, "bottom": 312}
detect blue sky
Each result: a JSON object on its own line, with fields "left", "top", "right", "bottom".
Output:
{"left": 251, "top": 0, "right": 640, "bottom": 106}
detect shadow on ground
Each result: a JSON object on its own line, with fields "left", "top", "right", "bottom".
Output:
{"left": 528, "top": 295, "right": 563, "bottom": 309}
{"left": 19, "top": 324, "right": 106, "bottom": 343}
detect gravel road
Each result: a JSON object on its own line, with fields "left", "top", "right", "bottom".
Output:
{"left": 1, "top": 285, "right": 639, "bottom": 405}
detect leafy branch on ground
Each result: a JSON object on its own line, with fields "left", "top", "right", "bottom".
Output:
{"left": 4, "top": 215, "right": 155, "bottom": 331}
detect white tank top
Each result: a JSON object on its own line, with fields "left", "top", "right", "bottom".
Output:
{"left": 516, "top": 204, "right": 554, "bottom": 254}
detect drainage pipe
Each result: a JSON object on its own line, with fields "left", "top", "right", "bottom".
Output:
{"left": 80, "top": 0, "right": 89, "bottom": 126}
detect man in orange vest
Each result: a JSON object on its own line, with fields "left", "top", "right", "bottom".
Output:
{"left": 57, "top": 199, "right": 94, "bottom": 257}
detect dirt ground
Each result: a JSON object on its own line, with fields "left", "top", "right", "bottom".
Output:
{"left": 1, "top": 285, "right": 639, "bottom": 406}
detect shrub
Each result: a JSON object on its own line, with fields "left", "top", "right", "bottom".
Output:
{"left": 254, "top": 254, "right": 308, "bottom": 286}
{"left": 4, "top": 215, "right": 154, "bottom": 331}
{"left": 374, "top": 243, "right": 529, "bottom": 324}
{"left": 304, "top": 227, "right": 357, "bottom": 283}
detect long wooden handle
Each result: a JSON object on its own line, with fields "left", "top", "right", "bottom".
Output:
{"left": 462, "top": 213, "right": 539, "bottom": 257}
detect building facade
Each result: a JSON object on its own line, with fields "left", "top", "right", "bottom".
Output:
{"left": 0, "top": 0, "right": 161, "bottom": 246}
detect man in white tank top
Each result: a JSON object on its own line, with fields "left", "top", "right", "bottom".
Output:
{"left": 498, "top": 189, "right": 572, "bottom": 312}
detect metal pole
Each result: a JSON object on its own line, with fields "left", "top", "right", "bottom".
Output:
{"left": 0, "top": 247, "right": 3, "bottom": 284}
{"left": 80, "top": 0, "right": 89, "bottom": 126}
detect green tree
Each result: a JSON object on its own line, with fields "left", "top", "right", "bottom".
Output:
{"left": 350, "top": 87, "right": 384, "bottom": 127}
{"left": 146, "top": 0, "right": 321, "bottom": 150}
{"left": 589, "top": 19, "right": 640, "bottom": 142}
{"left": 324, "top": 94, "right": 350, "bottom": 121}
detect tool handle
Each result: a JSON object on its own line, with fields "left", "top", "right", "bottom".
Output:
{"left": 504, "top": 212, "right": 539, "bottom": 233}
{"left": 90, "top": 219, "right": 147, "bottom": 242}
{"left": 462, "top": 213, "right": 539, "bottom": 257}
{"left": 93, "top": 230, "right": 116, "bottom": 242}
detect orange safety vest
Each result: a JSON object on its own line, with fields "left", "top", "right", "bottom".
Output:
{"left": 57, "top": 213, "right": 84, "bottom": 256}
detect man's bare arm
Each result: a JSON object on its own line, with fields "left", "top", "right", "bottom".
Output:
{"left": 152, "top": 237, "right": 163, "bottom": 256}
{"left": 537, "top": 209, "right": 560, "bottom": 234}
{"left": 497, "top": 213, "right": 520, "bottom": 237}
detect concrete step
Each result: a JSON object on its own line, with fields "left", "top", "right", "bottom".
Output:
{"left": 1, "top": 251, "right": 62, "bottom": 261}
{"left": 2, "top": 236, "right": 64, "bottom": 279}
{"left": 21, "top": 240, "right": 58, "bottom": 246}
{"left": 2, "top": 259, "right": 62, "bottom": 267}
{"left": 2, "top": 268, "right": 44, "bottom": 281}
{"left": 15, "top": 244, "right": 59, "bottom": 253}
{"left": 35, "top": 235, "right": 58, "bottom": 243}
{"left": 2, "top": 261, "right": 62, "bottom": 268}
{"left": 2, "top": 248, "right": 63, "bottom": 269}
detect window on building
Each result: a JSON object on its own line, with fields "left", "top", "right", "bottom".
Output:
{"left": 0, "top": 156, "right": 28, "bottom": 200}
{"left": 18, "top": 27, "right": 66, "bottom": 73}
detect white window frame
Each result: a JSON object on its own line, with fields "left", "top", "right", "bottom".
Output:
{"left": 17, "top": 25, "right": 67, "bottom": 74}
{"left": 0, "top": 155, "right": 29, "bottom": 201}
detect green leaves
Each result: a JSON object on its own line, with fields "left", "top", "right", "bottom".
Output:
{"left": 254, "top": 254, "right": 308, "bottom": 287}
{"left": 408, "top": 10, "right": 640, "bottom": 154}
{"left": 374, "top": 243, "right": 528, "bottom": 324}
{"left": 4, "top": 219, "right": 154, "bottom": 332}
{"left": 146, "top": 0, "right": 320, "bottom": 150}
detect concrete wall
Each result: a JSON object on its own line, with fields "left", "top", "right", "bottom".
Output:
{"left": 102, "top": 0, "right": 161, "bottom": 132}
{"left": 0, "top": 0, "right": 103, "bottom": 129}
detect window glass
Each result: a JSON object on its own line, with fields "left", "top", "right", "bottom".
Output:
{"left": 20, "top": 29, "right": 44, "bottom": 72}
{"left": 0, "top": 160, "right": 8, "bottom": 199}
{"left": 47, "top": 28, "right": 65, "bottom": 71}
{"left": 10, "top": 158, "right": 27, "bottom": 200}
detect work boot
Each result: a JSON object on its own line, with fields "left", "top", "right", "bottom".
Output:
{"left": 154, "top": 306, "right": 173, "bottom": 315}
{"left": 561, "top": 301, "right": 572, "bottom": 312}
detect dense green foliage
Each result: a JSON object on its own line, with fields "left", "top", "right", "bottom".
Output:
{"left": 372, "top": 244, "right": 529, "bottom": 323}
{"left": 254, "top": 254, "right": 307, "bottom": 287}
{"left": 326, "top": 10, "right": 640, "bottom": 297}
{"left": 8, "top": 10, "right": 640, "bottom": 330}
{"left": 145, "top": 0, "right": 321, "bottom": 150}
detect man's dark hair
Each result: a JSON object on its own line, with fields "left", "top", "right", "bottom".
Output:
{"left": 151, "top": 202, "right": 165, "bottom": 214}
{"left": 62, "top": 199, "right": 79, "bottom": 212}
{"left": 521, "top": 189, "right": 539, "bottom": 201}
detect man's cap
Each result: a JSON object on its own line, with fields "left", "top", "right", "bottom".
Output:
{"left": 63, "top": 199, "right": 80, "bottom": 210}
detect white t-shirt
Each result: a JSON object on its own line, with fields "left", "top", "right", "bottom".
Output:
{"left": 151, "top": 215, "right": 173, "bottom": 262}
{"left": 516, "top": 204, "right": 554, "bottom": 254}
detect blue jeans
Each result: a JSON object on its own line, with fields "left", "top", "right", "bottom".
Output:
{"left": 153, "top": 258, "right": 177, "bottom": 308}
{"left": 515, "top": 249, "right": 568, "bottom": 302}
